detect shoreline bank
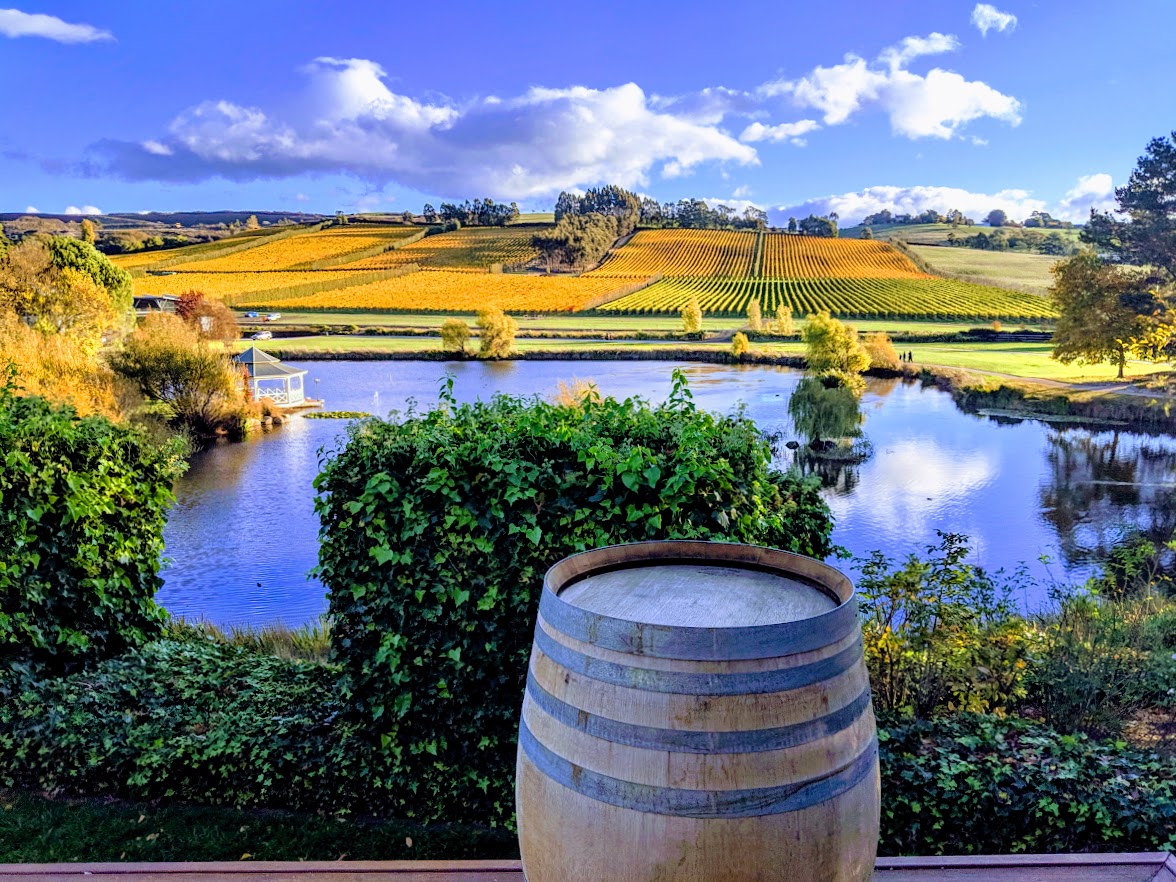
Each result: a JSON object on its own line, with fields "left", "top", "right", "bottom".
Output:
{"left": 259, "top": 343, "right": 1176, "bottom": 432}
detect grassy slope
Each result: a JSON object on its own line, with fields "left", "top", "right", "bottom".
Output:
{"left": 910, "top": 245, "right": 1061, "bottom": 296}
{"left": 848, "top": 222, "right": 1085, "bottom": 246}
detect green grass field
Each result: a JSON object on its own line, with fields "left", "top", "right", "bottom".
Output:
{"left": 254, "top": 310, "right": 1044, "bottom": 336}
{"left": 910, "top": 246, "right": 1061, "bottom": 296}
{"left": 247, "top": 334, "right": 1163, "bottom": 385}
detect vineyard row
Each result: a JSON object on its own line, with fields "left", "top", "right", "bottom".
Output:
{"left": 596, "top": 277, "right": 1056, "bottom": 321}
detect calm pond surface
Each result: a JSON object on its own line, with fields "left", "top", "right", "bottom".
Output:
{"left": 159, "top": 360, "right": 1176, "bottom": 627}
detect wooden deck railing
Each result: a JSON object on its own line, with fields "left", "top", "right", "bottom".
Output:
{"left": 0, "top": 854, "right": 1173, "bottom": 882}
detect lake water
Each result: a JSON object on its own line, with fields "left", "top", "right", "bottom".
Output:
{"left": 158, "top": 360, "right": 1176, "bottom": 627}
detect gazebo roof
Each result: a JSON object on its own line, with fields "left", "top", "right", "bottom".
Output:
{"left": 233, "top": 345, "right": 306, "bottom": 379}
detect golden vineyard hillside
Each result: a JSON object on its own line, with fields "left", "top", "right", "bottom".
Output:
{"left": 118, "top": 224, "right": 1057, "bottom": 320}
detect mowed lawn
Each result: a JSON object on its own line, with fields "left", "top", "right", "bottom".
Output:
{"left": 246, "top": 335, "right": 1168, "bottom": 386}
{"left": 903, "top": 342, "right": 1160, "bottom": 382}
{"left": 910, "top": 246, "right": 1062, "bottom": 296}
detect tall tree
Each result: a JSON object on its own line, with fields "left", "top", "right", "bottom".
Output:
{"left": 747, "top": 299, "right": 762, "bottom": 332}
{"left": 985, "top": 209, "right": 1008, "bottom": 227}
{"left": 1084, "top": 131, "right": 1176, "bottom": 283}
{"left": 798, "top": 214, "right": 838, "bottom": 237}
{"left": 774, "top": 304, "right": 794, "bottom": 337}
{"left": 1050, "top": 253, "right": 1173, "bottom": 379}
{"left": 45, "top": 237, "right": 133, "bottom": 315}
{"left": 79, "top": 218, "right": 97, "bottom": 243}
{"left": 476, "top": 307, "right": 517, "bottom": 358}
{"left": 680, "top": 296, "right": 703, "bottom": 334}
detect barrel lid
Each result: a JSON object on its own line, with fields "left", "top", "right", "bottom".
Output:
{"left": 541, "top": 541, "right": 858, "bottom": 661}
{"left": 559, "top": 563, "right": 836, "bottom": 628}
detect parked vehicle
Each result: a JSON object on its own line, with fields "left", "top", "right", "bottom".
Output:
{"left": 264, "top": 313, "right": 282, "bottom": 322}
{"left": 250, "top": 330, "right": 273, "bottom": 340}
{"left": 243, "top": 311, "right": 259, "bottom": 319}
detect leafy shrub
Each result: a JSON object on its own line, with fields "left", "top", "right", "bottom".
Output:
{"left": 111, "top": 313, "right": 248, "bottom": 440}
{"left": 0, "top": 376, "right": 183, "bottom": 672}
{"left": 315, "top": 373, "right": 832, "bottom": 823}
{"left": 439, "top": 318, "right": 470, "bottom": 354}
{"left": 475, "top": 308, "right": 515, "bottom": 358}
{"left": 0, "top": 640, "right": 370, "bottom": 814}
{"left": 731, "top": 331, "right": 750, "bottom": 357}
{"left": 4, "top": 646, "right": 1174, "bottom": 858}
{"left": 879, "top": 713, "right": 1176, "bottom": 855}
{"left": 857, "top": 533, "right": 1036, "bottom": 718}
{"left": 864, "top": 331, "right": 900, "bottom": 370}
{"left": 1088, "top": 534, "right": 1175, "bottom": 598}
{"left": 1030, "top": 591, "right": 1176, "bottom": 736}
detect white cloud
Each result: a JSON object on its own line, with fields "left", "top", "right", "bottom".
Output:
{"left": 759, "top": 32, "right": 1021, "bottom": 140}
{"left": 740, "top": 119, "right": 821, "bottom": 145}
{"left": 649, "top": 86, "right": 757, "bottom": 126}
{"left": 883, "top": 67, "right": 1021, "bottom": 139}
{"left": 769, "top": 184, "right": 1044, "bottom": 226}
{"left": 1056, "top": 173, "right": 1117, "bottom": 220}
{"left": 764, "top": 56, "right": 886, "bottom": 125}
{"left": 878, "top": 32, "right": 960, "bottom": 70}
{"left": 93, "top": 58, "right": 758, "bottom": 199}
{"left": 64, "top": 205, "right": 102, "bottom": 215}
{"left": 23, "top": 205, "right": 38, "bottom": 213}
{"left": 972, "top": 4, "right": 1018, "bottom": 37}
{"left": 732, "top": 185, "right": 752, "bottom": 199}
{"left": 0, "top": 8, "right": 112, "bottom": 43}
{"left": 89, "top": 33, "right": 1023, "bottom": 194}
{"left": 769, "top": 175, "right": 1115, "bottom": 226}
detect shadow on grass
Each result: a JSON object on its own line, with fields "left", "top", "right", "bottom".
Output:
{"left": 0, "top": 788, "right": 518, "bottom": 864}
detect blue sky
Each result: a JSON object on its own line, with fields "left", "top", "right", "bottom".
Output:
{"left": 2, "top": 0, "right": 1173, "bottom": 224}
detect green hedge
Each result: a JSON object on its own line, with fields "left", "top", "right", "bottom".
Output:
{"left": 315, "top": 375, "right": 833, "bottom": 824}
{"left": 3, "top": 641, "right": 1175, "bottom": 856}
{"left": 0, "top": 639, "right": 368, "bottom": 813}
{"left": 0, "top": 381, "right": 182, "bottom": 672}
{"left": 878, "top": 714, "right": 1176, "bottom": 855}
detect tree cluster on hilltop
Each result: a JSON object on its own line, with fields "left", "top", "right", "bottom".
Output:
{"left": 422, "top": 198, "right": 520, "bottom": 228}
{"left": 532, "top": 185, "right": 642, "bottom": 272}
{"left": 555, "top": 185, "right": 641, "bottom": 235}
{"left": 863, "top": 208, "right": 974, "bottom": 227}
{"left": 640, "top": 197, "right": 768, "bottom": 231}
{"left": 862, "top": 207, "right": 1075, "bottom": 231}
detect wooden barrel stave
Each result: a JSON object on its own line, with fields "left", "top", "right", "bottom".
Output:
{"left": 522, "top": 692, "right": 876, "bottom": 791}
{"left": 517, "top": 541, "right": 879, "bottom": 882}
{"left": 529, "top": 649, "right": 872, "bottom": 733}
{"left": 518, "top": 756, "right": 880, "bottom": 882}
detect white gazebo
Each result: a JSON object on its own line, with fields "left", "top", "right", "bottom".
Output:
{"left": 232, "top": 346, "right": 307, "bottom": 407}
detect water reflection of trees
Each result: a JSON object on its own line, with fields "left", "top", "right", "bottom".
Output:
{"left": 1040, "top": 429, "right": 1176, "bottom": 567}
{"left": 787, "top": 377, "right": 872, "bottom": 493}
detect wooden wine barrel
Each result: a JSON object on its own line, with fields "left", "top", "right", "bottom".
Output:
{"left": 516, "top": 541, "right": 879, "bottom": 882}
